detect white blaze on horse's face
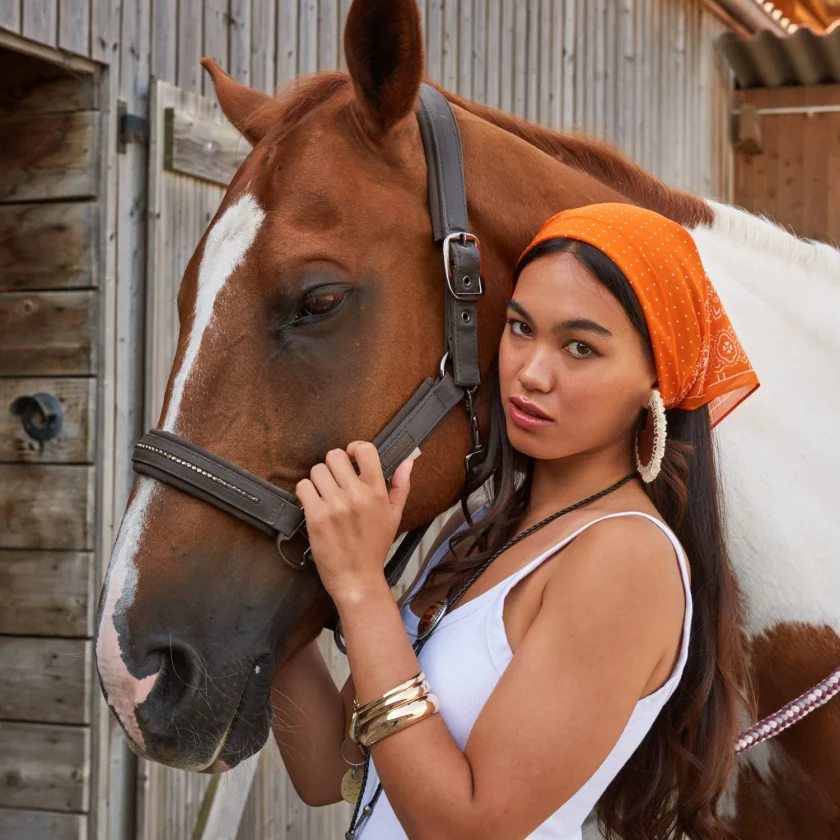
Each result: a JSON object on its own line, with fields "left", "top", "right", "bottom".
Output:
{"left": 163, "top": 192, "right": 267, "bottom": 433}
{"left": 96, "top": 193, "right": 266, "bottom": 753}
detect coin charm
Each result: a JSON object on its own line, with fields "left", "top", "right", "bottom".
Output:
{"left": 341, "top": 766, "right": 363, "bottom": 804}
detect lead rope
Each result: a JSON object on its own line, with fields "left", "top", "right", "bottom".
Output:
{"left": 344, "top": 472, "right": 638, "bottom": 839}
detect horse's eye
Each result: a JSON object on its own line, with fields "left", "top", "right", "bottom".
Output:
{"left": 292, "top": 290, "right": 347, "bottom": 323}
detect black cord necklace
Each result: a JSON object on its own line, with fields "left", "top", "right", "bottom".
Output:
{"left": 344, "top": 471, "right": 638, "bottom": 839}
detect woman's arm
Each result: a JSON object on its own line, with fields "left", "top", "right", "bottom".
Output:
{"left": 334, "top": 514, "right": 685, "bottom": 840}
{"left": 270, "top": 502, "right": 471, "bottom": 806}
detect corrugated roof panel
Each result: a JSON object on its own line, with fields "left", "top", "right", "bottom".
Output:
{"left": 717, "top": 27, "right": 840, "bottom": 88}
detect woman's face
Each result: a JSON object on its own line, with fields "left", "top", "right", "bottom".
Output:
{"left": 499, "top": 250, "right": 657, "bottom": 462}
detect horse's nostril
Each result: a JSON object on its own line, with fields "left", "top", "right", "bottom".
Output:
{"left": 147, "top": 642, "right": 201, "bottom": 706}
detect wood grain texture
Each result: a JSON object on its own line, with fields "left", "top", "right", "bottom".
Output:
{"left": 0, "top": 291, "right": 97, "bottom": 376}
{"left": 0, "top": 465, "right": 94, "bottom": 550}
{"left": 0, "top": 202, "right": 98, "bottom": 290}
{"left": 0, "top": 377, "right": 95, "bottom": 463}
{"left": 22, "top": 0, "right": 57, "bottom": 47}
{"left": 0, "top": 808, "right": 86, "bottom": 840}
{"left": 0, "top": 50, "right": 97, "bottom": 115}
{"left": 0, "top": 550, "right": 94, "bottom": 636}
{"left": 0, "top": 637, "right": 92, "bottom": 724}
{"left": 0, "top": 721, "right": 89, "bottom": 812}
{"left": 164, "top": 106, "right": 249, "bottom": 186}
{"left": 58, "top": 0, "right": 90, "bottom": 55}
{"left": 0, "top": 111, "right": 99, "bottom": 203}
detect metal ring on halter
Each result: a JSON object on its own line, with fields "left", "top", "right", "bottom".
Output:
{"left": 275, "top": 522, "right": 312, "bottom": 570}
{"left": 439, "top": 350, "right": 450, "bottom": 379}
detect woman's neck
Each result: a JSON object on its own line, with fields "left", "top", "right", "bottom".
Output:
{"left": 525, "top": 444, "right": 640, "bottom": 525}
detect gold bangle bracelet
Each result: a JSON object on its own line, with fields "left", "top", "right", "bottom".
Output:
{"left": 353, "top": 680, "right": 431, "bottom": 733}
{"left": 358, "top": 694, "right": 440, "bottom": 748}
{"left": 354, "top": 671, "right": 425, "bottom": 717}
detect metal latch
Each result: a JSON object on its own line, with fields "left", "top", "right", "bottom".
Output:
{"left": 118, "top": 100, "right": 150, "bottom": 153}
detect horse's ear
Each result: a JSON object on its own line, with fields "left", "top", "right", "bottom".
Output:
{"left": 344, "top": 0, "right": 424, "bottom": 136}
{"left": 200, "top": 58, "right": 281, "bottom": 146}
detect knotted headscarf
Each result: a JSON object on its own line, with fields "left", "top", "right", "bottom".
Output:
{"left": 514, "top": 203, "right": 759, "bottom": 427}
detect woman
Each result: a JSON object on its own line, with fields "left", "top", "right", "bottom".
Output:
{"left": 272, "top": 204, "right": 760, "bottom": 840}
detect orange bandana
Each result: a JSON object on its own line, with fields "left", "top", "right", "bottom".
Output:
{"left": 515, "top": 203, "right": 759, "bottom": 427}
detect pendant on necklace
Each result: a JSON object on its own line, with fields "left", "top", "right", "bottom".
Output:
{"left": 341, "top": 765, "right": 363, "bottom": 804}
{"left": 418, "top": 598, "right": 448, "bottom": 639}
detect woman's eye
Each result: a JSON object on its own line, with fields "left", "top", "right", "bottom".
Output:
{"left": 506, "top": 318, "right": 532, "bottom": 337}
{"left": 566, "top": 340, "right": 594, "bottom": 359}
{"left": 292, "top": 290, "right": 347, "bottom": 323}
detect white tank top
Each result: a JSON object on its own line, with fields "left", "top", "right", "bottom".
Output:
{"left": 355, "top": 510, "right": 693, "bottom": 839}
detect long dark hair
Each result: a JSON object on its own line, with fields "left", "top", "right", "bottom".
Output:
{"left": 413, "top": 239, "right": 754, "bottom": 839}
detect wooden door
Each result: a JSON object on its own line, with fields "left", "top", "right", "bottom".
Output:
{"left": 0, "top": 47, "right": 100, "bottom": 840}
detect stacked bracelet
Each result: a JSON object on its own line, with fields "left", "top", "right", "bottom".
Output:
{"left": 348, "top": 671, "right": 440, "bottom": 749}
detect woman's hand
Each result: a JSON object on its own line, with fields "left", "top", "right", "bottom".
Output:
{"left": 295, "top": 441, "right": 415, "bottom": 604}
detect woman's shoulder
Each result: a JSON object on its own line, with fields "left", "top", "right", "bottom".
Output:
{"left": 540, "top": 511, "right": 690, "bottom": 642}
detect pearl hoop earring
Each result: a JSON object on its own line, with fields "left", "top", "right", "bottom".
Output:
{"left": 635, "top": 389, "right": 667, "bottom": 483}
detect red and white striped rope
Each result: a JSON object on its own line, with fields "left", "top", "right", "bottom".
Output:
{"left": 735, "top": 666, "right": 840, "bottom": 754}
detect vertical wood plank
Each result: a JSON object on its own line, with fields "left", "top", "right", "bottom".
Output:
{"left": 562, "top": 0, "right": 576, "bottom": 128}
{"left": 320, "top": 0, "right": 340, "bottom": 70}
{"left": 22, "top": 0, "right": 56, "bottom": 46}
{"left": 229, "top": 0, "right": 252, "bottom": 85}
{"left": 549, "top": 0, "right": 563, "bottom": 129}
{"left": 276, "top": 0, "right": 297, "bottom": 91}
{"left": 526, "top": 0, "right": 539, "bottom": 123}
{"left": 299, "top": 0, "right": 318, "bottom": 75}
{"left": 826, "top": 112, "right": 840, "bottom": 244}
{"left": 426, "top": 0, "right": 442, "bottom": 84}
{"left": 177, "top": 0, "right": 203, "bottom": 93}
{"left": 151, "top": 0, "right": 177, "bottom": 82}
{"left": 618, "top": 0, "right": 634, "bottom": 156}
{"left": 0, "top": 2, "right": 21, "bottom": 31}
{"left": 775, "top": 114, "right": 805, "bottom": 234}
{"left": 500, "top": 0, "right": 514, "bottom": 112}
{"left": 574, "top": 0, "right": 587, "bottom": 129}
{"left": 485, "top": 0, "right": 501, "bottom": 108}
{"left": 473, "top": 0, "right": 487, "bottom": 105}
{"left": 458, "top": 0, "right": 473, "bottom": 99}
{"left": 202, "top": 0, "right": 229, "bottom": 96}
{"left": 604, "top": 0, "right": 617, "bottom": 143}
{"left": 513, "top": 0, "right": 527, "bottom": 117}
{"left": 58, "top": 0, "right": 89, "bottom": 55}
{"left": 802, "top": 109, "right": 830, "bottom": 241}
{"left": 442, "top": 0, "right": 458, "bottom": 91}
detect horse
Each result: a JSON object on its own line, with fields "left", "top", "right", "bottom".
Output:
{"left": 93, "top": 0, "right": 840, "bottom": 836}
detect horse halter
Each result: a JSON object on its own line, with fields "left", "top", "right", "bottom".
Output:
{"left": 131, "top": 85, "right": 485, "bottom": 633}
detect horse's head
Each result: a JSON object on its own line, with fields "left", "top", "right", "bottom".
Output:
{"left": 94, "top": 0, "right": 510, "bottom": 772}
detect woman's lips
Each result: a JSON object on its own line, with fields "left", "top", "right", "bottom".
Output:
{"left": 508, "top": 397, "right": 554, "bottom": 430}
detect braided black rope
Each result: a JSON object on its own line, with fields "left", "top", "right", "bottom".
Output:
{"left": 344, "top": 472, "right": 638, "bottom": 838}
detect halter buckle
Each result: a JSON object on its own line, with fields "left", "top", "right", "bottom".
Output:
{"left": 443, "top": 232, "right": 484, "bottom": 300}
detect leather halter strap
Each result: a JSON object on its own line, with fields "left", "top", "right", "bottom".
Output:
{"left": 131, "top": 84, "right": 482, "bottom": 611}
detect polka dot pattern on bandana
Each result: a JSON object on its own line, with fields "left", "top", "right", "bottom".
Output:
{"left": 514, "top": 203, "right": 759, "bottom": 427}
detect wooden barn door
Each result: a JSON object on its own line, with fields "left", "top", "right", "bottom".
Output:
{"left": 0, "top": 48, "right": 100, "bottom": 840}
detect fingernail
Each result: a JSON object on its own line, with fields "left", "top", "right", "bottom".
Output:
{"left": 408, "top": 447, "right": 421, "bottom": 461}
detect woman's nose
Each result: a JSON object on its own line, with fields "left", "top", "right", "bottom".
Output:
{"left": 517, "top": 348, "right": 553, "bottom": 392}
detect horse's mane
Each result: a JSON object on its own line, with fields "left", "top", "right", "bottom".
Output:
{"left": 272, "top": 73, "right": 711, "bottom": 226}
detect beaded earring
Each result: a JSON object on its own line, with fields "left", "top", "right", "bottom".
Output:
{"left": 635, "top": 389, "right": 667, "bottom": 483}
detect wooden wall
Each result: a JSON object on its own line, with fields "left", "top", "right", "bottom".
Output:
{"left": 0, "top": 2, "right": 738, "bottom": 840}
{"left": 734, "top": 84, "right": 840, "bottom": 245}
{"left": 0, "top": 46, "right": 101, "bottom": 840}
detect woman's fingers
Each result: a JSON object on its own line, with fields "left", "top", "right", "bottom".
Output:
{"left": 308, "top": 462, "right": 340, "bottom": 501}
{"left": 324, "top": 448, "right": 360, "bottom": 491}
{"left": 346, "top": 441, "right": 387, "bottom": 492}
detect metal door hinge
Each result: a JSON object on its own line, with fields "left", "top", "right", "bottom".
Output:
{"left": 118, "top": 100, "right": 150, "bottom": 153}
